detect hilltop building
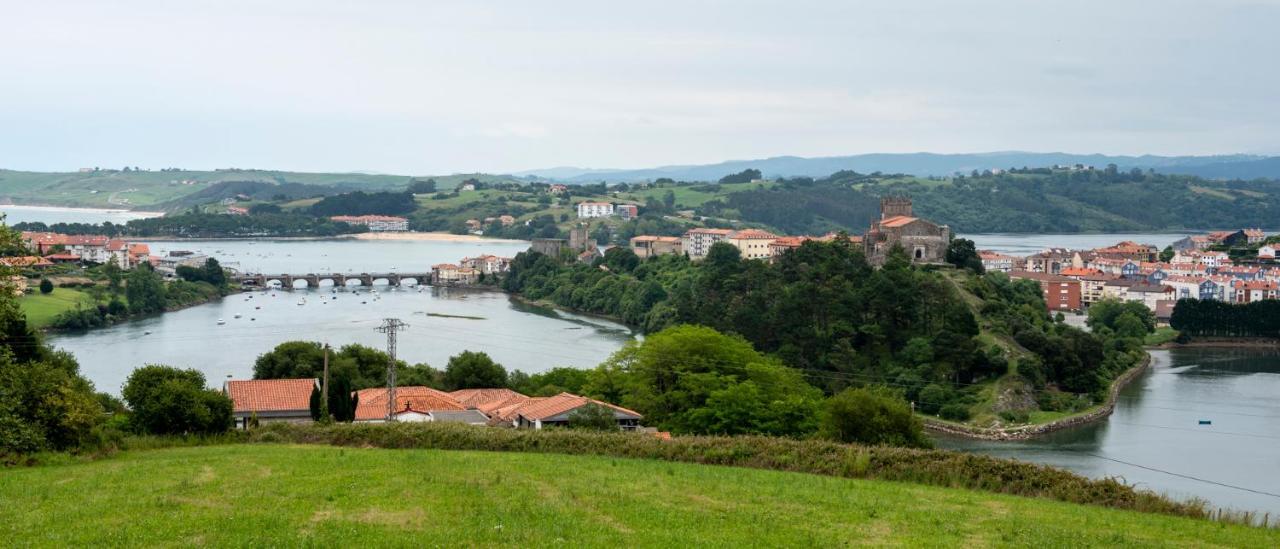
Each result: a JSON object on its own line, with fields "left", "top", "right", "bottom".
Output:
{"left": 863, "top": 197, "right": 950, "bottom": 265}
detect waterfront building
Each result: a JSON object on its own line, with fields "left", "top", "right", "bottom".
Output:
{"left": 329, "top": 215, "right": 409, "bottom": 232}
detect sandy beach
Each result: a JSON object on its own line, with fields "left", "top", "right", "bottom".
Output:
{"left": 346, "top": 231, "right": 527, "bottom": 244}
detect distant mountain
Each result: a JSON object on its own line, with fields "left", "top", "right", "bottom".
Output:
{"left": 515, "top": 152, "right": 1277, "bottom": 183}
{"left": 1164, "top": 157, "right": 1280, "bottom": 180}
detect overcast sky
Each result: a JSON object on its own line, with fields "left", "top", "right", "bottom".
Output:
{"left": 1, "top": 0, "right": 1277, "bottom": 175}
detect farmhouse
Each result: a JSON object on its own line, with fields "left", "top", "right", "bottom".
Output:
{"left": 225, "top": 378, "right": 317, "bottom": 429}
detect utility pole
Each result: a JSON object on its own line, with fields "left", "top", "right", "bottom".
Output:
{"left": 320, "top": 343, "right": 330, "bottom": 422}
{"left": 376, "top": 318, "right": 409, "bottom": 421}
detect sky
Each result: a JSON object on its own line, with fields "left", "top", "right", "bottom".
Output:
{"left": 1, "top": 0, "right": 1278, "bottom": 175}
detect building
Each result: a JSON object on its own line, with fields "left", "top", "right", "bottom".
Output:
{"left": 329, "top": 215, "right": 409, "bottom": 232}
{"left": 978, "top": 251, "right": 1018, "bottom": 273}
{"left": 226, "top": 205, "right": 249, "bottom": 215}
{"left": 488, "top": 392, "right": 643, "bottom": 430}
{"left": 1009, "top": 270, "right": 1082, "bottom": 312}
{"left": 1244, "top": 229, "right": 1267, "bottom": 244}
{"left": 863, "top": 197, "right": 950, "bottom": 265}
{"left": 629, "top": 235, "right": 682, "bottom": 258}
{"left": 460, "top": 255, "right": 512, "bottom": 275}
{"left": 530, "top": 238, "right": 567, "bottom": 257}
{"left": 615, "top": 204, "right": 639, "bottom": 219}
{"left": 432, "top": 263, "right": 480, "bottom": 286}
{"left": 547, "top": 184, "right": 568, "bottom": 194}
{"left": 1171, "top": 235, "right": 1213, "bottom": 252}
{"left": 681, "top": 228, "right": 735, "bottom": 260}
{"left": 498, "top": 215, "right": 516, "bottom": 226}
{"left": 726, "top": 229, "right": 778, "bottom": 260}
{"left": 1232, "top": 280, "right": 1279, "bottom": 303}
{"left": 353, "top": 386, "right": 467, "bottom": 423}
{"left": 576, "top": 202, "right": 615, "bottom": 218}
{"left": 1027, "top": 249, "right": 1085, "bottom": 274}
{"left": 225, "top": 378, "right": 317, "bottom": 429}
{"left": 1126, "top": 284, "right": 1176, "bottom": 310}
{"left": 1093, "top": 241, "right": 1158, "bottom": 262}
{"left": 1259, "top": 245, "right": 1276, "bottom": 260}
{"left": 0, "top": 256, "right": 54, "bottom": 270}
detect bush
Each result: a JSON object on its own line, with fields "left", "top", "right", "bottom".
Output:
{"left": 566, "top": 404, "right": 619, "bottom": 431}
{"left": 38, "top": 278, "right": 53, "bottom": 294}
{"left": 246, "top": 422, "right": 1210, "bottom": 521}
{"left": 820, "top": 387, "right": 930, "bottom": 448}
{"left": 938, "top": 404, "right": 972, "bottom": 421}
{"left": 999, "top": 409, "right": 1030, "bottom": 424}
{"left": 122, "top": 365, "right": 233, "bottom": 435}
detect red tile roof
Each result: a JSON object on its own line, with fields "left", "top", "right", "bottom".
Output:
{"left": 878, "top": 215, "right": 919, "bottom": 228}
{"left": 0, "top": 256, "right": 54, "bottom": 268}
{"left": 354, "top": 386, "right": 464, "bottom": 420}
{"left": 729, "top": 229, "right": 777, "bottom": 240}
{"left": 514, "top": 392, "right": 642, "bottom": 422}
{"left": 226, "top": 379, "right": 316, "bottom": 413}
{"left": 449, "top": 388, "right": 528, "bottom": 409}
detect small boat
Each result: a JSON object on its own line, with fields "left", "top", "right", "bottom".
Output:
{"left": 217, "top": 319, "right": 226, "bottom": 325}
{"left": 144, "top": 331, "right": 151, "bottom": 335}
{"left": 234, "top": 314, "right": 242, "bottom": 319}
{"left": 255, "top": 306, "right": 261, "bottom": 310}
{"left": 1198, "top": 420, "right": 1212, "bottom": 425}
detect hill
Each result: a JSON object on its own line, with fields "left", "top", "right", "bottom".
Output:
{"left": 517, "top": 152, "right": 1277, "bottom": 183}
{"left": 0, "top": 169, "right": 524, "bottom": 211}
{"left": 2, "top": 444, "right": 1273, "bottom": 546}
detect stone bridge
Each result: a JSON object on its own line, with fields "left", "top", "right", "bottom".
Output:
{"left": 235, "top": 272, "right": 433, "bottom": 289}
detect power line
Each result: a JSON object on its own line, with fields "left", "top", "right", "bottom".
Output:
{"left": 376, "top": 318, "right": 408, "bottom": 421}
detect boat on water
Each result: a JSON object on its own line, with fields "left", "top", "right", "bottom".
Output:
{"left": 234, "top": 314, "right": 242, "bottom": 319}
{"left": 217, "top": 319, "right": 226, "bottom": 325}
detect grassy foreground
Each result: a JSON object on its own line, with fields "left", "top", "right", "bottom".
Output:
{"left": 2, "top": 444, "right": 1276, "bottom": 547}
{"left": 17, "top": 287, "right": 92, "bottom": 328}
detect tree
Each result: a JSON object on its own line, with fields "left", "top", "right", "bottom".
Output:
{"left": 202, "top": 258, "right": 226, "bottom": 287}
{"left": 597, "top": 325, "right": 821, "bottom": 436}
{"left": 1087, "top": 299, "right": 1155, "bottom": 334}
{"left": 1159, "top": 245, "right": 1175, "bottom": 262}
{"left": 103, "top": 258, "right": 123, "bottom": 295}
{"left": 121, "top": 365, "right": 232, "bottom": 435}
{"left": 407, "top": 179, "right": 438, "bottom": 194}
{"left": 566, "top": 403, "right": 619, "bottom": 431}
{"left": 125, "top": 264, "right": 167, "bottom": 315}
{"left": 443, "top": 351, "right": 508, "bottom": 390}
{"left": 820, "top": 387, "right": 931, "bottom": 448}
{"left": 38, "top": 278, "right": 53, "bottom": 294}
{"left": 945, "top": 238, "right": 984, "bottom": 273}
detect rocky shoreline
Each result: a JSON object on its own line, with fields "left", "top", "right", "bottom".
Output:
{"left": 925, "top": 353, "right": 1152, "bottom": 441}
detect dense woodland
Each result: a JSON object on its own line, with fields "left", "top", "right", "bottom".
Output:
{"left": 503, "top": 239, "right": 1148, "bottom": 420}
{"left": 14, "top": 213, "right": 366, "bottom": 238}
{"left": 703, "top": 168, "right": 1280, "bottom": 234}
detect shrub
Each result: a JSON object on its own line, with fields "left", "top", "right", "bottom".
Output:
{"left": 938, "top": 404, "right": 972, "bottom": 421}
{"left": 566, "top": 404, "right": 619, "bottom": 431}
{"left": 999, "top": 409, "right": 1030, "bottom": 424}
{"left": 820, "top": 387, "right": 930, "bottom": 448}
{"left": 38, "top": 278, "right": 53, "bottom": 294}
{"left": 246, "top": 422, "right": 1210, "bottom": 521}
{"left": 122, "top": 365, "right": 233, "bottom": 435}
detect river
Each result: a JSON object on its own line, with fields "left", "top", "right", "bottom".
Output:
{"left": 937, "top": 348, "right": 1280, "bottom": 517}
{"left": 9, "top": 207, "right": 1274, "bottom": 517}
{"left": 0, "top": 205, "right": 162, "bottom": 225}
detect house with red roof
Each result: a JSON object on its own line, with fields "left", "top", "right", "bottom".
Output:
{"left": 486, "top": 392, "right": 643, "bottom": 430}
{"left": 225, "top": 378, "right": 317, "bottom": 429}
{"left": 353, "top": 386, "right": 468, "bottom": 423}
{"left": 863, "top": 197, "right": 949, "bottom": 266}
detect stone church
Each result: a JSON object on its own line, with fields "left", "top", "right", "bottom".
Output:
{"left": 863, "top": 197, "right": 950, "bottom": 266}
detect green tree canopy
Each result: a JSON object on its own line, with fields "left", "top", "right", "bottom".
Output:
{"left": 820, "top": 386, "right": 930, "bottom": 448}
{"left": 122, "top": 365, "right": 232, "bottom": 435}
{"left": 443, "top": 351, "right": 508, "bottom": 390}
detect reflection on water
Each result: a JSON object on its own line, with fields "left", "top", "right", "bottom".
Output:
{"left": 49, "top": 286, "right": 635, "bottom": 398}
{"left": 936, "top": 348, "right": 1280, "bottom": 516}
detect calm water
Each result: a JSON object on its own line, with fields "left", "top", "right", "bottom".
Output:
{"left": 8, "top": 204, "right": 1272, "bottom": 516}
{"left": 0, "top": 205, "right": 162, "bottom": 225}
{"left": 964, "top": 232, "right": 1192, "bottom": 255}
{"left": 140, "top": 238, "right": 530, "bottom": 275}
{"left": 48, "top": 286, "right": 635, "bottom": 397}
{"left": 936, "top": 348, "right": 1280, "bottom": 516}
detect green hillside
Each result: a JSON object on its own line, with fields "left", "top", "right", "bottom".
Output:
{"left": 0, "top": 169, "right": 522, "bottom": 210}
{"left": 2, "top": 444, "right": 1273, "bottom": 547}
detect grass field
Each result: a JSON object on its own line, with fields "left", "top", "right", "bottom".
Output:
{"left": 17, "top": 287, "right": 92, "bottom": 328}
{"left": 1, "top": 445, "right": 1274, "bottom": 547}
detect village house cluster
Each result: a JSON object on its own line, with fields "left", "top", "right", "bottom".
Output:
{"left": 12, "top": 232, "right": 153, "bottom": 269}
{"left": 627, "top": 197, "right": 951, "bottom": 265}
{"left": 978, "top": 228, "right": 1278, "bottom": 321}
{"left": 225, "top": 379, "right": 646, "bottom": 431}
{"left": 329, "top": 215, "right": 410, "bottom": 232}
{"left": 431, "top": 254, "right": 514, "bottom": 286}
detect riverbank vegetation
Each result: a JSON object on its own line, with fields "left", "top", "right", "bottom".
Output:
{"left": 14, "top": 212, "right": 368, "bottom": 239}
{"left": 45, "top": 260, "right": 233, "bottom": 331}
{"left": 7, "top": 444, "right": 1275, "bottom": 546}
{"left": 1171, "top": 298, "right": 1280, "bottom": 339}
{"left": 503, "top": 239, "right": 1151, "bottom": 429}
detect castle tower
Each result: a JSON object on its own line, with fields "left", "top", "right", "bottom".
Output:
{"left": 880, "top": 196, "right": 912, "bottom": 219}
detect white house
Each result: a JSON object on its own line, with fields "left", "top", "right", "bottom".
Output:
{"left": 576, "top": 202, "right": 615, "bottom": 218}
{"left": 1260, "top": 245, "right": 1276, "bottom": 260}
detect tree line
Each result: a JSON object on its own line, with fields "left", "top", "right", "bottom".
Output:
{"left": 1170, "top": 298, "right": 1280, "bottom": 338}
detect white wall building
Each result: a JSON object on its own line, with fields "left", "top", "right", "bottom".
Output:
{"left": 576, "top": 202, "right": 615, "bottom": 218}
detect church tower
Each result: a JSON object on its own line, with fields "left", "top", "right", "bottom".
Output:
{"left": 880, "top": 196, "right": 913, "bottom": 219}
